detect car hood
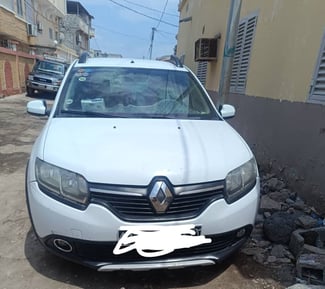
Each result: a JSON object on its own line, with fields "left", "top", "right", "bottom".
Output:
{"left": 42, "top": 118, "right": 252, "bottom": 185}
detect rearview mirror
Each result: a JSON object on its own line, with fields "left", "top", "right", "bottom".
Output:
{"left": 27, "top": 100, "right": 48, "bottom": 116}
{"left": 220, "top": 104, "right": 236, "bottom": 119}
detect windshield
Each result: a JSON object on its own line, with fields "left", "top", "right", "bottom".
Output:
{"left": 34, "top": 61, "right": 65, "bottom": 75}
{"left": 56, "top": 67, "right": 219, "bottom": 120}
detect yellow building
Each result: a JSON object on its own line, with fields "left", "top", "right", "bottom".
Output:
{"left": 177, "top": 0, "right": 325, "bottom": 213}
{"left": 177, "top": 0, "right": 325, "bottom": 103}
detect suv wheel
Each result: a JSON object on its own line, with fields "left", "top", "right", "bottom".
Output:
{"left": 26, "top": 87, "right": 35, "bottom": 97}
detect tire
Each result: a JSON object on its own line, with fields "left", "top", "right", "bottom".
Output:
{"left": 26, "top": 87, "right": 35, "bottom": 97}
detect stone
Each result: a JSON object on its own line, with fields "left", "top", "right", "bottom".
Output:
{"left": 286, "top": 285, "right": 325, "bottom": 289}
{"left": 253, "top": 252, "right": 266, "bottom": 264}
{"left": 251, "top": 226, "right": 264, "bottom": 240}
{"left": 280, "top": 188, "right": 292, "bottom": 195}
{"left": 241, "top": 247, "right": 256, "bottom": 256}
{"left": 242, "top": 246, "right": 269, "bottom": 265}
{"left": 296, "top": 215, "right": 319, "bottom": 229}
{"left": 296, "top": 254, "right": 325, "bottom": 285}
{"left": 286, "top": 198, "right": 296, "bottom": 205}
{"left": 269, "top": 190, "right": 290, "bottom": 203}
{"left": 267, "top": 255, "right": 277, "bottom": 263}
{"left": 265, "top": 177, "right": 280, "bottom": 191}
{"left": 262, "top": 173, "right": 276, "bottom": 181}
{"left": 289, "top": 228, "right": 325, "bottom": 258}
{"left": 264, "top": 212, "right": 272, "bottom": 218}
{"left": 256, "top": 240, "right": 272, "bottom": 248}
{"left": 287, "top": 207, "right": 296, "bottom": 214}
{"left": 277, "top": 257, "right": 292, "bottom": 264}
{"left": 293, "top": 198, "right": 306, "bottom": 211}
{"left": 263, "top": 212, "right": 297, "bottom": 244}
{"left": 255, "top": 213, "right": 264, "bottom": 224}
{"left": 289, "top": 191, "right": 297, "bottom": 200}
{"left": 271, "top": 244, "right": 286, "bottom": 258}
{"left": 260, "top": 195, "right": 282, "bottom": 212}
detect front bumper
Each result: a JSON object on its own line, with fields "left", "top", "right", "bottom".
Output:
{"left": 26, "top": 80, "right": 59, "bottom": 93}
{"left": 40, "top": 225, "right": 252, "bottom": 270}
{"left": 26, "top": 180, "right": 259, "bottom": 270}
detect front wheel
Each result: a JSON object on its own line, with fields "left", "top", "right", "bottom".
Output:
{"left": 26, "top": 87, "right": 35, "bottom": 97}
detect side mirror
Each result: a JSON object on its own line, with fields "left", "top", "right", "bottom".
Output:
{"left": 27, "top": 100, "right": 49, "bottom": 116}
{"left": 220, "top": 104, "right": 236, "bottom": 119}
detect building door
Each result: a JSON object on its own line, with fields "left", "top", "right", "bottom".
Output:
{"left": 309, "top": 30, "right": 325, "bottom": 102}
{"left": 230, "top": 13, "right": 258, "bottom": 94}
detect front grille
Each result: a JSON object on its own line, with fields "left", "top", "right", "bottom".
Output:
{"left": 44, "top": 226, "right": 252, "bottom": 263}
{"left": 89, "top": 180, "right": 225, "bottom": 222}
{"left": 34, "top": 76, "right": 52, "bottom": 84}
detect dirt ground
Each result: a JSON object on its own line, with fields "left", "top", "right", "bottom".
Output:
{"left": 0, "top": 94, "right": 296, "bottom": 289}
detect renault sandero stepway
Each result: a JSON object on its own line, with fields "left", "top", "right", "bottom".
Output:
{"left": 26, "top": 53, "right": 260, "bottom": 271}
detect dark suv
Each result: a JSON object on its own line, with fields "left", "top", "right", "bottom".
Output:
{"left": 26, "top": 57, "right": 69, "bottom": 97}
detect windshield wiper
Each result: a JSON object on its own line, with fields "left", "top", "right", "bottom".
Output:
{"left": 59, "top": 109, "right": 127, "bottom": 118}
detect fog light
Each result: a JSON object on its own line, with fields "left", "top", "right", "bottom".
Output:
{"left": 236, "top": 228, "right": 246, "bottom": 238}
{"left": 53, "top": 238, "right": 73, "bottom": 253}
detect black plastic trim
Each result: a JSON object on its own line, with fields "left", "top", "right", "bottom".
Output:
{"left": 40, "top": 225, "right": 253, "bottom": 269}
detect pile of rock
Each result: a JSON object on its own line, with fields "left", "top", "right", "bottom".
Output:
{"left": 240, "top": 172, "right": 325, "bottom": 286}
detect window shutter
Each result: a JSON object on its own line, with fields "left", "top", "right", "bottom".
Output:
{"left": 197, "top": 61, "right": 208, "bottom": 86}
{"left": 230, "top": 21, "right": 245, "bottom": 92}
{"left": 230, "top": 14, "right": 258, "bottom": 93}
{"left": 309, "top": 31, "right": 325, "bottom": 102}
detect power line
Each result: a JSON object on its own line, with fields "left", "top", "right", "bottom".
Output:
{"left": 93, "top": 24, "right": 148, "bottom": 41}
{"left": 121, "top": 0, "right": 179, "bottom": 18}
{"left": 94, "top": 25, "right": 172, "bottom": 45}
{"left": 93, "top": 37, "right": 101, "bottom": 50}
{"left": 155, "top": 0, "right": 169, "bottom": 29}
{"left": 156, "top": 29, "right": 175, "bottom": 36}
{"left": 106, "top": 0, "right": 178, "bottom": 28}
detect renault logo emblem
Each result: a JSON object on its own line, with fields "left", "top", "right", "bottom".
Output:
{"left": 149, "top": 181, "right": 173, "bottom": 214}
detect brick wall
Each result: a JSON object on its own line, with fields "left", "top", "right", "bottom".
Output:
{"left": 0, "top": 47, "right": 36, "bottom": 96}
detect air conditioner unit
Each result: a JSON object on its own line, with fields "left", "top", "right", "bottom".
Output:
{"left": 27, "top": 23, "right": 37, "bottom": 37}
{"left": 194, "top": 38, "right": 218, "bottom": 61}
{"left": 37, "top": 22, "right": 43, "bottom": 32}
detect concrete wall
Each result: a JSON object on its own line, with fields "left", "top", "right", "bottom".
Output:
{"left": 48, "top": 0, "right": 66, "bottom": 15}
{"left": 209, "top": 90, "right": 325, "bottom": 215}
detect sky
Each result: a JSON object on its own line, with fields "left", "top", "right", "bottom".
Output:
{"left": 79, "top": 0, "right": 180, "bottom": 59}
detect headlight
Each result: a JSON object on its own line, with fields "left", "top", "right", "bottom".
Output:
{"left": 35, "top": 158, "right": 88, "bottom": 206}
{"left": 28, "top": 75, "right": 34, "bottom": 80}
{"left": 53, "top": 80, "right": 62, "bottom": 86}
{"left": 225, "top": 158, "right": 258, "bottom": 203}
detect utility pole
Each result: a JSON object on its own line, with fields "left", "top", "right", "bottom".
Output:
{"left": 218, "top": 0, "right": 242, "bottom": 110}
{"left": 149, "top": 27, "right": 156, "bottom": 59}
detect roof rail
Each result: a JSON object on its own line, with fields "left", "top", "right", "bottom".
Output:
{"left": 156, "top": 55, "right": 183, "bottom": 68}
{"left": 43, "top": 54, "right": 67, "bottom": 63}
{"left": 79, "top": 52, "right": 89, "bottom": 64}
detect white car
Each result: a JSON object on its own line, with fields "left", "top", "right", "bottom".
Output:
{"left": 26, "top": 53, "right": 260, "bottom": 271}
